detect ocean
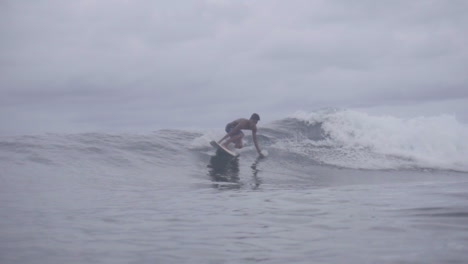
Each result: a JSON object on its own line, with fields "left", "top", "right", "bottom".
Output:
{"left": 1, "top": 109, "right": 468, "bottom": 264}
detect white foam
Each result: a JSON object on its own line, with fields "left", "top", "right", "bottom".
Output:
{"left": 289, "top": 110, "right": 468, "bottom": 171}
{"left": 189, "top": 129, "right": 229, "bottom": 151}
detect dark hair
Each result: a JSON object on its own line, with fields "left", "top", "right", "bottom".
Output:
{"left": 250, "top": 113, "right": 260, "bottom": 121}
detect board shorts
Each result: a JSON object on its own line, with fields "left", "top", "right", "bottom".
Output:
{"left": 225, "top": 123, "right": 242, "bottom": 137}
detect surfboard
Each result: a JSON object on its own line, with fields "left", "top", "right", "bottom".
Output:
{"left": 210, "top": 141, "right": 239, "bottom": 157}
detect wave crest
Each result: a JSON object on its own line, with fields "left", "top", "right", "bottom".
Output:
{"left": 265, "top": 109, "right": 468, "bottom": 171}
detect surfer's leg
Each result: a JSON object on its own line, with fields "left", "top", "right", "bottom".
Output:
{"left": 234, "top": 133, "right": 244, "bottom": 149}
{"left": 223, "top": 124, "right": 236, "bottom": 148}
{"left": 223, "top": 132, "right": 244, "bottom": 149}
{"left": 234, "top": 139, "right": 243, "bottom": 149}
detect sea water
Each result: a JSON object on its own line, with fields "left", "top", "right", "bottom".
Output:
{"left": 1, "top": 109, "right": 467, "bottom": 264}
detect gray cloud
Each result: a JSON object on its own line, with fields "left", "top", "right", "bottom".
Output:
{"left": 1, "top": 0, "right": 467, "bottom": 135}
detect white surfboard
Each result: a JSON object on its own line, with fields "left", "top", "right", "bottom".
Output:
{"left": 210, "top": 141, "right": 239, "bottom": 157}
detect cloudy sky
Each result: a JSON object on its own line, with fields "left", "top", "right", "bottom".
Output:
{"left": 1, "top": 0, "right": 467, "bottom": 135}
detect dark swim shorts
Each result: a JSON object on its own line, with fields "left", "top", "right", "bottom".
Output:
{"left": 225, "top": 123, "right": 242, "bottom": 137}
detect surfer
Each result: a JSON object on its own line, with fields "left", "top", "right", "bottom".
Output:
{"left": 218, "top": 113, "right": 264, "bottom": 157}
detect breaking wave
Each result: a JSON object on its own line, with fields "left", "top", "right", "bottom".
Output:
{"left": 263, "top": 109, "right": 468, "bottom": 171}
{"left": 1, "top": 109, "right": 467, "bottom": 173}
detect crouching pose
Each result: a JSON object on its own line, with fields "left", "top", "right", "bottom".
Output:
{"left": 218, "top": 113, "right": 263, "bottom": 157}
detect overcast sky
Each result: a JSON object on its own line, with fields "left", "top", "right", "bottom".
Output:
{"left": 1, "top": 0, "right": 467, "bottom": 135}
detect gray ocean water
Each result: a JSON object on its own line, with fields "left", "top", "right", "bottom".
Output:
{"left": 1, "top": 112, "right": 468, "bottom": 264}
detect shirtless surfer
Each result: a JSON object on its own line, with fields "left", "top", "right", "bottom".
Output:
{"left": 218, "top": 113, "right": 264, "bottom": 157}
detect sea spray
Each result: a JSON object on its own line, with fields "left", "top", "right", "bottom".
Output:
{"left": 285, "top": 109, "right": 468, "bottom": 171}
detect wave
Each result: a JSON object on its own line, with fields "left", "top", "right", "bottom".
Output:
{"left": 0, "top": 130, "right": 201, "bottom": 173}
{"left": 264, "top": 108, "right": 468, "bottom": 171}
{"left": 1, "top": 109, "right": 467, "bottom": 173}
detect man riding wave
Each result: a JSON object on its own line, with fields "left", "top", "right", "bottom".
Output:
{"left": 218, "top": 113, "right": 263, "bottom": 157}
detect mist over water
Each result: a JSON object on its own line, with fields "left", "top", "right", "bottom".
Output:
{"left": 1, "top": 109, "right": 468, "bottom": 264}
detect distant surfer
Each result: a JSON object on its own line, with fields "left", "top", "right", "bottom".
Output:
{"left": 218, "top": 113, "right": 264, "bottom": 157}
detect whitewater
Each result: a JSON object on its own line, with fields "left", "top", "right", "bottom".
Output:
{"left": 1, "top": 109, "right": 468, "bottom": 264}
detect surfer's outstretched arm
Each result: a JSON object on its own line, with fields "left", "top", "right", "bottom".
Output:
{"left": 252, "top": 128, "right": 264, "bottom": 157}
